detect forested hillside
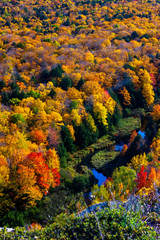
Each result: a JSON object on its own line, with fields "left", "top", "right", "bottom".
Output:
{"left": 0, "top": 0, "right": 160, "bottom": 238}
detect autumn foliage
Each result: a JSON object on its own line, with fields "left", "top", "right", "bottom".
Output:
{"left": 135, "top": 166, "right": 160, "bottom": 191}
{"left": 135, "top": 166, "right": 148, "bottom": 190}
{"left": 0, "top": 0, "right": 159, "bottom": 219}
{"left": 0, "top": 150, "right": 60, "bottom": 209}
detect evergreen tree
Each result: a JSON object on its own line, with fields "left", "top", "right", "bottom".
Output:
{"left": 10, "top": 82, "right": 20, "bottom": 90}
{"left": 58, "top": 142, "right": 68, "bottom": 168}
{"left": 2, "top": 91, "right": 10, "bottom": 104}
{"left": 51, "top": 78, "right": 58, "bottom": 87}
{"left": 60, "top": 76, "right": 72, "bottom": 91}
{"left": 72, "top": 175, "right": 89, "bottom": 192}
{"left": 74, "top": 123, "right": 90, "bottom": 149}
{"left": 0, "top": 80, "right": 6, "bottom": 91}
{"left": 31, "top": 76, "right": 37, "bottom": 84}
{"left": 74, "top": 119, "right": 98, "bottom": 149}
{"left": 60, "top": 125, "right": 76, "bottom": 153}
{"left": 50, "top": 64, "right": 64, "bottom": 78}
{"left": 112, "top": 104, "right": 122, "bottom": 126}
{"left": 19, "top": 90, "right": 27, "bottom": 100}
{"left": 108, "top": 88, "right": 120, "bottom": 104}
{"left": 11, "top": 88, "right": 20, "bottom": 99}
{"left": 40, "top": 69, "right": 50, "bottom": 83}
{"left": 130, "top": 31, "right": 139, "bottom": 40}
{"left": 63, "top": 18, "right": 71, "bottom": 26}
{"left": 48, "top": 89, "right": 56, "bottom": 99}
{"left": 76, "top": 78, "right": 84, "bottom": 90}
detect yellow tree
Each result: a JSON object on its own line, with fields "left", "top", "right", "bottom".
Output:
{"left": 70, "top": 109, "right": 82, "bottom": 126}
{"left": 151, "top": 104, "right": 160, "bottom": 121}
{"left": 0, "top": 131, "right": 38, "bottom": 166}
{"left": 84, "top": 51, "right": 94, "bottom": 63}
{"left": 82, "top": 81, "right": 103, "bottom": 96}
{"left": 85, "top": 113, "right": 97, "bottom": 133}
{"left": 119, "top": 87, "right": 131, "bottom": 106}
{"left": 150, "top": 138, "right": 160, "bottom": 158}
{"left": 93, "top": 101, "right": 108, "bottom": 127}
{"left": 138, "top": 69, "right": 154, "bottom": 106}
{"left": 0, "top": 155, "right": 14, "bottom": 212}
{"left": 0, "top": 155, "right": 9, "bottom": 187}
{"left": 129, "top": 153, "right": 148, "bottom": 172}
{"left": 102, "top": 90, "right": 116, "bottom": 115}
{"left": 67, "top": 125, "right": 75, "bottom": 140}
{"left": 13, "top": 164, "right": 43, "bottom": 207}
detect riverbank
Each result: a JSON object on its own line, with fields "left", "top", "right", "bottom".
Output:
{"left": 73, "top": 116, "right": 142, "bottom": 180}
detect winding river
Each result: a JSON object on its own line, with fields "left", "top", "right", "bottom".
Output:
{"left": 91, "top": 129, "right": 146, "bottom": 186}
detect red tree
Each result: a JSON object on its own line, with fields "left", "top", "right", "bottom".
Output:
{"left": 135, "top": 165, "right": 147, "bottom": 190}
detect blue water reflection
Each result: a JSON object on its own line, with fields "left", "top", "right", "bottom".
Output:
{"left": 115, "top": 144, "right": 124, "bottom": 151}
{"left": 91, "top": 130, "right": 146, "bottom": 187}
{"left": 92, "top": 169, "right": 107, "bottom": 186}
{"left": 138, "top": 130, "right": 145, "bottom": 139}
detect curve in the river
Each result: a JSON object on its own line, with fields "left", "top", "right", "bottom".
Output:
{"left": 91, "top": 129, "right": 146, "bottom": 186}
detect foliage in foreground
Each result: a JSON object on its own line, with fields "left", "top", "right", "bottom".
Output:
{"left": 0, "top": 206, "right": 158, "bottom": 240}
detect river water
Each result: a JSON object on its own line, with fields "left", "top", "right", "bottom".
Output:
{"left": 91, "top": 129, "right": 146, "bottom": 186}
{"left": 91, "top": 169, "right": 107, "bottom": 186}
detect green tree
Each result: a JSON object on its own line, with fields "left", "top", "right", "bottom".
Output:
{"left": 76, "top": 78, "right": 85, "bottom": 90}
{"left": 48, "top": 89, "right": 56, "bottom": 99}
{"left": 31, "top": 76, "right": 37, "bottom": 84}
{"left": 112, "top": 166, "right": 136, "bottom": 199}
{"left": 10, "top": 113, "right": 26, "bottom": 124}
{"left": 0, "top": 80, "right": 6, "bottom": 90}
{"left": 2, "top": 91, "right": 10, "bottom": 104}
{"left": 50, "top": 64, "right": 64, "bottom": 78}
{"left": 60, "top": 76, "right": 72, "bottom": 91}
{"left": 40, "top": 69, "right": 50, "bottom": 83}
{"left": 60, "top": 125, "right": 76, "bottom": 153}
{"left": 63, "top": 18, "right": 71, "bottom": 26}
{"left": 58, "top": 142, "right": 68, "bottom": 168}
{"left": 72, "top": 175, "right": 89, "bottom": 192}
{"left": 74, "top": 120, "right": 98, "bottom": 149}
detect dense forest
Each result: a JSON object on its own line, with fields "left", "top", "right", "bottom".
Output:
{"left": 0, "top": 0, "right": 160, "bottom": 239}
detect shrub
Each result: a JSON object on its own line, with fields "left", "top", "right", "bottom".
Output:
{"left": 2, "top": 207, "right": 158, "bottom": 239}
{"left": 10, "top": 113, "right": 25, "bottom": 124}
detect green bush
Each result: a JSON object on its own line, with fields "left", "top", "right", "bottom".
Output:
{"left": 91, "top": 150, "right": 119, "bottom": 170}
{"left": 115, "top": 117, "right": 141, "bottom": 135}
{"left": 72, "top": 175, "right": 90, "bottom": 192}
{"left": 9, "top": 98, "right": 21, "bottom": 105}
{"left": 1, "top": 207, "right": 158, "bottom": 239}
{"left": 60, "top": 76, "right": 72, "bottom": 91}
{"left": 10, "top": 113, "right": 25, "bottom": 124}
